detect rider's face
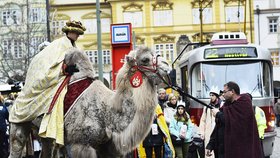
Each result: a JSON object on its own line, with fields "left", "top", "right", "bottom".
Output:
{"left": 67, "top": 32, "right": 80, "bottom": 41}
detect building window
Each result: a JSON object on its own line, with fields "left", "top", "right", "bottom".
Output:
{"left": 30, "top": 8, "right": 45, "bottom": 23}
{"left": 2, "top": 9, "right": 21, "bottom": 25}
{"left": 225, "top": 6, "right": 244, "bottom": 23}
{"left": 2, "top": 39, "right": 23, "bottom": 58}
{"left": 271, "top": 50, "right": 280, "bottom": 66}
{"left": 30, "top": 36, "right": 46, "bottom": 55}
{"left": 85, "top": 50, "right": 111, "bottom": 65}
{"left": 153, "top": 10, "right": 173, "bottom": 26}
{"left": 83, "top": 18, "right": 110, "bottom": 34}
{"left": 123, "top": 11, "right": 143, "bottom": 27}
{"left": 101, "top": 18, "right": 111, "bottom": 33}
{"left": 84, "top": 19, "right": 96, "bottom": 34}
{"left": 85, "top": 50, "right": 96, "bottom": 64}
{"left": 268, "top": 17, "right": 278, "bottom": 33}
{"left": 154, "top": 43, "right": 174, "bottom": 62}
{"left": 2, "top": 39, "right": 11, "bottom": 57}
{"left": 51, "top": 20, "right": 66, "bottom": 35}
{"left": 103, "top": 50, "right": 111, "bottom": 64}
{"left": 192, "top": 8, "right": 213, "bottom": 24}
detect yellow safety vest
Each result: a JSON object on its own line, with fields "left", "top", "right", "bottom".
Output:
{"left": 254, "top": 106, "right": 267, "bottom": 139}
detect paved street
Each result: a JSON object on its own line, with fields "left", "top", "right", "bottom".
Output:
{"left": 271, "top": 127, "right": 280, "bottom": 158}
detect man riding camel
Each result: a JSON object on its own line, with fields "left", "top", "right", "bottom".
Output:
{"left": 9, "top": 20, "right": 86, "bottom": 157}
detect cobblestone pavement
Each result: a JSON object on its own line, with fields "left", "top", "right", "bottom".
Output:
{"left": 271, "top": 127, "right": 280, "bottom": 158}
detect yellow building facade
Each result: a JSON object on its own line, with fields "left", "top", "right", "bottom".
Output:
{"left": 50, "top": 0, "right": 255, "bottom": 86}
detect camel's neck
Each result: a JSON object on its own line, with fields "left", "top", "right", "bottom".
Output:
{"left": 111, "top": 80, "right": 157, "bottom": 155}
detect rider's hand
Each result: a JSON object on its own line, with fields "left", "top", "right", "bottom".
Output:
{"left": 200, "top": 134, "right": 205, "bottom": 140}
{"left": 206, "top": 149, "right": 212, "bottom": 156}
{"left": 211, "top": 108, "right": 219, "bottom": 117}
{"left": 65, "top": 64, "right": 79, "bottom": 75}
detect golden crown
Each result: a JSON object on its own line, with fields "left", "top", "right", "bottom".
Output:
{"left": 62, "top": 20, "right": 86, "bottom": 35}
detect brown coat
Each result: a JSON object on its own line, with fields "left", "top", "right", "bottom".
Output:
{"left": 223, "top": 94, "right": 262, "bottom": 158}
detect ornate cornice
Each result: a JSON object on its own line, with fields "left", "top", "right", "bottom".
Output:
{"left": 81, "top": 12, "right": 111, "bottom": 19}
{"left": 83, "top": 42, "right": 111, "bottom": 48}
{"left": 122, "top": 3, "right": 143, "bottom": 12}
{"left": 224, "top": 0, "right": 246, "bottom": 5}
{"left": 153, "top": 34, "right": 175, "bottom": 44}
{"left": 152, "top": 1, "right": 173, "bottom": 11}
{"left": 53, "top": 14, "right": 71, "bottom": 21}
{"left": 135, "top": 36, "right": 145, "bottom": 44}
{"left": 191, "top": 0, "right": 213, "bottom": 8}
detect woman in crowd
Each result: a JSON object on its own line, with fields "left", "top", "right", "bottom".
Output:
{"left": 169, "top": 102, "right": 193, "bottom": 158}
{"left": 164, "top": 93, "right": 178, "bottom": 126}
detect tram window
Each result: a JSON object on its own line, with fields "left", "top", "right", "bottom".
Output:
{"left": 191, "top": 64, "right": 202, "bottom": 98}
{"left": 191, "top": 61, "right": 271, "bottom": 99}
{"left": 263, "top": 62, "right": 271, "bottom": 97}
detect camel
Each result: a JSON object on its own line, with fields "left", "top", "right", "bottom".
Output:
{"left": 8, "top": 46, "right": 170, "bottom": 158}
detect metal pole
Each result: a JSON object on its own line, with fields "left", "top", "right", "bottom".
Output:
{"left": 199, "top": 0, "right": 203, "bottom": 43}
{"left": 256, "top": 6, "right": 261, "bottom": 45}
{"left": 46, "top": 0, "right": 51, "bottom": 42}
{"left": 249, "top": 0, "right": 253, "bottom": 42}
{"left": 96, "top": 0, "right": 103, "bottom": 82}
{"left": 244, "top": 0, "right": 247, "bottom": 35}
{"left": 26, "top": 0, "right": 30, "bottom": 66}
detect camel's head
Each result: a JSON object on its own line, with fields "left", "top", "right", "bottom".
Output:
{"left": 125, "top": 46, "right": 171, "bottom": 86}
{"left": 64, "top": 48, "right": 95, "bottom": 82}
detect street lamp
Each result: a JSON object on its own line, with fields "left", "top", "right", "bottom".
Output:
{"left": 256, "top": 5, "right": 261, "bottom": 45}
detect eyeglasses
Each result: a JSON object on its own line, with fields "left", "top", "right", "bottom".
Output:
{"left": 223, "top": 90, "right": 232, "bottom": 94}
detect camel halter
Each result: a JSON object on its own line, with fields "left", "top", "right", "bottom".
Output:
{"left": 129, "top": 55, "right": 167, "bottom": 88}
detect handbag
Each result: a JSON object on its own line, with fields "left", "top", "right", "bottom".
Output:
{"left": 164, "top": 142, "right": 172, "bottom": 158}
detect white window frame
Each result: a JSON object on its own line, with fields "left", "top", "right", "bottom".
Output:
{"left": 85, "top": 50, "right": 111, "bottom": 65}
{"left": 153, "top": 10, "right": 173, "bottom": 26}
{"left": 2, "top": 9, "right": 21, "bottom": 25}
{"left": 103, "top": 50, "right": 111, "bottom": 64}
{"left": 192, "top": 8, "right": 213, "bottom": 24}
{"left": 84, "top": 19, "right": 97, "bottom": 34}
{"left": 225, "top": 6, "right": 244, "bottom": 23}
{"left": 2, "top": 39, "right": 23, "bottom": 58}
{"left": 154, "top": 43, "right": 174, "bottom": 62}
{"left": 51, "top": 20, "right": 67, "bottom": 35}
{"left": 123, "top": 11, "right": 143, "bottom": 27}
{"left": 268, "top": 17, "right": 278, "bottom": 33}
{"left": 30, "top": 8, "right": 45, "bottom": 23}
{"left": 30, "top": 36, "right": 46, "bottom": 55}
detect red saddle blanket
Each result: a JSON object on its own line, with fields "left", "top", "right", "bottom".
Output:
{"left": 64, "top": 78, "right": 93, "bottom": 115}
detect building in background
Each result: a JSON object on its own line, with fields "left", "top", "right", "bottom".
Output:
{"left": 0, "top": 0, "right": 255, "bottom": 87}
{"left": 49, "top": 0, "right": 255, "bottom": 88}
{"left": 0, "top": 0, "right": 47, "bottom": 83}
{"left": 253, "top": 0, "right": 280, "bottom": 95}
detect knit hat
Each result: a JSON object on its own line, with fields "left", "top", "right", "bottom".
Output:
{"left": 209, "top": 86, "right": 219, "bottom": 97}
{"left": 177, "top": 100, "right": 185, "bottom": 109}
{"left": 62, "top": 20, "right": 86, "bottom": 35}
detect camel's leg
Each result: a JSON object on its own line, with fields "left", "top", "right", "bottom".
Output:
{"left": 9, "top": 122, "right": 31, "bottom": 158}
{"left": 40, "top": 138, "right": 57, "bottom": 158}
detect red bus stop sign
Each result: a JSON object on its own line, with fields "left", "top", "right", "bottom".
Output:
{"left": 111, "top": 23, "right": 132, "bottom": 89}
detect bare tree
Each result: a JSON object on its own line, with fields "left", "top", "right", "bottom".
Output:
{"left": 0, "top": 0, "right": 47, "bottom": 84}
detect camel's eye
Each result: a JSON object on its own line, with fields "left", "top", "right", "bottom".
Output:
{"left": 141, "top": 57, "right": 150, "bottom": 64}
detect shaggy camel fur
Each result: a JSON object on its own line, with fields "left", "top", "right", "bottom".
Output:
{"left": 9, "top": 46, "right": 170, "bottom": 158}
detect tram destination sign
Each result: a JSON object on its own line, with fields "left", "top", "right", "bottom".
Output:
{"left": 204, "top": 47, "right": 257, "bottom": 59}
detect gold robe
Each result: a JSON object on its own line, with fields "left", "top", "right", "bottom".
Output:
{"left": 9, "top": 36, "right": 74, "bottom": 145}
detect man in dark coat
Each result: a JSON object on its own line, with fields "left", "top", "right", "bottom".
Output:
{"left": 206, "top": 81, "right": 262, "bottom": 158}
